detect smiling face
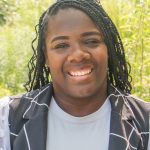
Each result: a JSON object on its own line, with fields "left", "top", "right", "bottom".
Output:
{"left": 45, "top": 8, "right": 108, "bottom": 103}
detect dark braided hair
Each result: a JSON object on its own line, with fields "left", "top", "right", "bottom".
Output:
{"left": 24, "top": 0, "right": 132, "bottom": 93}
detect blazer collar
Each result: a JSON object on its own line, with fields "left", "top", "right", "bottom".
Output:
{"left": 23, "top": 83, "right": 53, "bottom": 119}
{"left": 108, "top": 85, "right": 141, "bottom": 150}
{"left": 108, "top": 85, "right": 135, "bottom": 120}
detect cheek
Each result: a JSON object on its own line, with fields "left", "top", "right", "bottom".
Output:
{"left": 47, "top": 61, "right": 61, "bottom": 82}
{"left": 94, "top": 46, "right": 108, "bottom": 67}
{"left": 46, "top": 52, "right": 65, "bottom": 76}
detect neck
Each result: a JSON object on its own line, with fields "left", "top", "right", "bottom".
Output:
{"left": 53, "top": 84, "right": 107, "bottom": 117}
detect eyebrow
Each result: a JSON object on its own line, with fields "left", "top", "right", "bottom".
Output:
{"left": 51, "top": 31, "right": 102, "bottom": 43}
{"left": 81, "top": 31, "right": 102, "bottom": 37}
{"left": 51, "top": 36, "right": 69, "bottom": 43}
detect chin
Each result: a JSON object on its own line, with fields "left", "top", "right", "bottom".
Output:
{"left": 69, "top": 88, "right": 99, "bottom": 100}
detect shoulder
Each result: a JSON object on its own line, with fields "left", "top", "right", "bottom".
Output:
{"left": 109, "top": 85, "right": 150, "bottom": 114}
{"left": 8, "top": 88, "right": 47, "bottom": 140}
{"left": 9, "top": 84, "right": 53, "bottom": 138}
{"left": 125, "top": 95, "right": 150, "bottom": 149}
{"left": 109, "top": 85, "right": 150, "bottom": 129}
{"left": 9, "top": 83, "right": 52, "bottom": 111}
{"left": 111, "top": 84, "right": 150, "bottom": 113}
{"left": 9, "top": 91, "right": 38, "bottom": 111}
{"left": 124, "top": 95, "right": 150, "bottom": 133}
{"left": 9, "top": 90, "right": 40, "bottom": 118}
{"left": 9, "top": 83, "right": 53, "bottom": 119}
{"left": 125, "top": 94, "right": 150, "bottom": 113}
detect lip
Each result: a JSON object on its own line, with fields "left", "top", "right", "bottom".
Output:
{"left": 67, "top": 67, "right": 94, "bottom": 82}
{"left": 68, "top": 68, "right": 92, "bottom": 76}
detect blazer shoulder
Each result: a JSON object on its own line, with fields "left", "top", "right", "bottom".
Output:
{"left": 9, "top": 89, "right": 40, "bottom": 113}
{"left": 126, "top": 95, "right": 150, "bottom": 113}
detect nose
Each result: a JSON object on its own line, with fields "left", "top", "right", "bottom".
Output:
{"left": 67, "top": 45, "right": 91, "bottom": 63}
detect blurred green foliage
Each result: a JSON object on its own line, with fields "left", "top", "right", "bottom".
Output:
{"left": 0, "top": 0, "right": 16, "bottom": 25}
{"left": 0, "top": 0, "right": 149, "bottom": 101}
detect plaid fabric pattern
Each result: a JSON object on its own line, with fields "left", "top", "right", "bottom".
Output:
{"left": 9, "top": 83, "right": 150, "bottom": 150}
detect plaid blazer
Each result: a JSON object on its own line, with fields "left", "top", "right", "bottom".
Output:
{"left": 9, "top": 83, "right": 150, "bottom": 150}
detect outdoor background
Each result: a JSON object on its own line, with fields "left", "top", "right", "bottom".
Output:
{"left": 0, "top": 0, "right": 149, "bottom": 101}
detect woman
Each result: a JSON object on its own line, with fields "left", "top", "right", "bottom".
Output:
{"left": 1, "top": 0, "right": 150, "bottom": 150}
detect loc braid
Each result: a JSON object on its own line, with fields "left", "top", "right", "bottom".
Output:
{"left": 90, "top": 1, "right": 132, "bottom": 92}
{"left": 24, "top": 10, "right": 50, "bottom": 91}
{"left": 24, "top": 24, "right": 38, "bottom": 91}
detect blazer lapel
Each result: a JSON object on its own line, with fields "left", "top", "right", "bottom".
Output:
{"left": 108, "top": 87, "right": 141, "bottom": 150}
{"left": 13, "top": 84, "right": 53, "bottom": 150}
{"left": 13, "top": 112, "right": 48, "bottom": 150}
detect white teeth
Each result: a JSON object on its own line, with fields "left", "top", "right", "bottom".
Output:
{"left": 69, "top": 69, "right": 92, "bottom": 76}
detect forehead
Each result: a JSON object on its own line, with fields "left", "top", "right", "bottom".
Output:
{"left": 49, "top": 7, "right": 93, "bottom": 21}
{"left": 46, "top": 8, "right": 99, "bottom": 36}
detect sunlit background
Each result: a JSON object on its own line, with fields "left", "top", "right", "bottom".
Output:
{"left": 0, "top": 0, "right": 150, "bottom": 101}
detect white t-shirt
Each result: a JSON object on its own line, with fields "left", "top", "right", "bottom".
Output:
{"left": 46, "top": 97, "right": 111, "bottom": 150}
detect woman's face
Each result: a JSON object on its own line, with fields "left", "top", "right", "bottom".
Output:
{"left": 45, "top": 8, "right": 108, "bottom": 101}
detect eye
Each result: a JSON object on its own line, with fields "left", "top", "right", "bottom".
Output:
{"left": 84, "top": 39, "right": 102, "bottom": 47}
{"left": 54, "top": 43, "right": 69, "bottom": 49}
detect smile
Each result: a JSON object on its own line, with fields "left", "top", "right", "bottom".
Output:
{"left": 68, "top": 68, "right": 92, "bottom": 77}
